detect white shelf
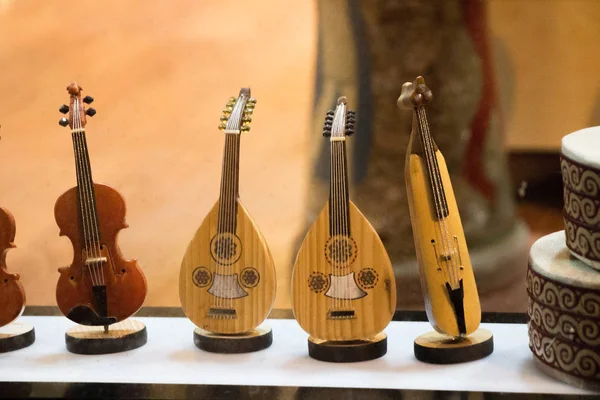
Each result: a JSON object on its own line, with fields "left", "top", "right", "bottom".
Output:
{"left": 0, "top": 316, "right": 594, "bottom": 395}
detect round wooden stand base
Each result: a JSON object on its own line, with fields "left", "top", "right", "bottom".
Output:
{"left": 194, "top": 326, "right": 273, "bottom": 353}
{"left": 414, "top": 328, "right": 494, "bottom": 364}
{"left": 534, "top": 358, "right": 600, "bottom": 391}
{"left": 0, "top": 322, "right": 35, "bottom": 353}
{"left": 65, "top": 319, "right": 147, "bottom": 355}
{"left": 308, "top": 332, "right": 387, "bottom": 363}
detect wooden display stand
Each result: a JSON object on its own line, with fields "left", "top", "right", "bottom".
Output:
{"left": 414, "top": 328, "right": 493, "bottom": 364}
{"left": 0, "top": 322, "right": 35, "bottom": 353}
{"left": 65, "top": 319, "right": 146, "bottom": 355}
{"left": 308, "top": 332, "right": 387, "bottom": 363}
{"left": 193, "top": 326, "right": 272, "bottom": 354}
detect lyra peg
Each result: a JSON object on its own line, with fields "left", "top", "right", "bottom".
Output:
{"left": 400, "top": 76, "right": 493, "bottom": 364}
{"left": 55, "top": 83, "right": 147, "bottom": 354}
{"left": 179, "top": 88, "right": 276, "bottom": 353}
{"left": 291, "top": 97, "right": 396, "bottom": 362}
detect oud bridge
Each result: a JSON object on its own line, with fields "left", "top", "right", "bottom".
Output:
{"left": 327, "top": 310, "right": 355, "bottom": 320}
{"left": 207, "top": 307, "right": 237, "bottom": 319}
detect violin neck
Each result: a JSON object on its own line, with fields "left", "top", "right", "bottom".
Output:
{"left": 329, "top": 140, "right": 351, "bottom": 237}
{"left": 414, "top": 107, "right": 449, "bottom": 220}
{"left": 71, "top": 129, "right": 102, "bottom": 248}
{"left": 217, "top": 133, "right": 241, "bottom": 234}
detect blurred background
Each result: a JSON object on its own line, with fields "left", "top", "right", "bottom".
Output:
{"left": 0, "top": 0, "right": 598, "bottom": 312}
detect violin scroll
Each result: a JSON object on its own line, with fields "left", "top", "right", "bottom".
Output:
{"left": 398, "top": 76, "right": 433, "bottom": 110}
{"left": 59, "top": 82, "right": 96, "bottom": 129}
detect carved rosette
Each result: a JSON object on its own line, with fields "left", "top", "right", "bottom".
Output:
{"left": 561, "top": 155, "right": 600, "bottom": 265}
{"left": 527, "top": 263, "right": 600, "bottom": 383}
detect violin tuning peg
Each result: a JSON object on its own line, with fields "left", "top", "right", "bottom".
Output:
{"left": 83, "top": 96, "right": 94, "bottom": 104}
{"left": 59, "top": 104, "right": 69, "bottom": 114}
{"left": 85, "top": 108, "right": 96, "bottom": 117}
{"left": 59, "top": 118, "right": 69, "bottom": 127}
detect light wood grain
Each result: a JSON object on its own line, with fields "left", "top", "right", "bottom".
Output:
{"left": 405, "top": 151, "right": 481, "bottom": 337}
{"left": 292, "top": 201, "right": 396, "bottom": 341}
{"left": 179, "top": 200, "right": 276, "bottom": 334}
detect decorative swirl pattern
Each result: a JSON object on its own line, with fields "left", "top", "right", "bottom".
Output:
{"left": 526, "top": 265, "right": 600, "bottom": 318}
{"left": 528, "top": 298, "right": 600, "bottom": 347}
{"left": 529, "top": 324, "right": 600, "bottom": 382}
{"left": 561, "top": 156, "right": 600, "bottom": 197}
{"left": 564, "top": 189, "right": 600, "bottom": 226}
{"left": 564, "top": 219, "right": 600, "bottom": 263}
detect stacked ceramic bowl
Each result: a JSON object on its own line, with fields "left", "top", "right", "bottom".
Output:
{"left": 527, "top": 127, "right": 600, "bottom": 391}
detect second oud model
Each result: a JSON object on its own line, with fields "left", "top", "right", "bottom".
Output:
{"left": 55, "top": 83, "right": 147, "bottom": 327}
{"left": 179, "top": 88, "right": 276, "bottom": 334}
{"left": 292, "top": 97, "right": 396, "bottom": 341}
{"left": 400, "top": 76, "right": 481, "bottom": 338}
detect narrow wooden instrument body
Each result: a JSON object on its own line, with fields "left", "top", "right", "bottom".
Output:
{"left": 0, "top": 208, "right": 25, "bottom": 327}
{"left": 292, "top": 201, "right": 396, "bottom": 341}
{"left": 179, "top": 200, "right": 276, "bottom": 334}
{"left": 405, "top": 144, "right": 481, "bottom": 337}
{"left": 55, "top": 183, "right": 147, "bottom": 323}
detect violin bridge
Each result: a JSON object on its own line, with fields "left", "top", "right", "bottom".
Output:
{"left": 85, "top": 256, "right": 107, "bottom": 266}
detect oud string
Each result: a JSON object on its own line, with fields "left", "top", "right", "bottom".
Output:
{"left": 339, "top": 140, "right": 349, "bottom": 311}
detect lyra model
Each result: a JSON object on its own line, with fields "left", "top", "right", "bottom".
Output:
{"left": 399, "top": 76, "right": 481, "bottom": 338}
{"left": 55, "top": 83, "right": 147, "bottom": 327}
{"left": 179, "top": 88, "right": 276, "bottom": 335}
{"left": 0, "top": 207, "right": 25, "bottom": 327}
{"left": 292, "top": 97, "right": 396, "bottom": 341}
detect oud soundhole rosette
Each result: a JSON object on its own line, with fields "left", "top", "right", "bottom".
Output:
{"left": 308, "top": 272, "right": 330, "bottom": 294}
{"left": 240, "top": 267, "right": 260, "bottom": 288}
{"left": 192, "top": 266, "right": 212, "bottom": 288}
{"left": 324, "top": 236, "right": 357, "bottom": 268}
{"left": 210, "top": 233, "right": 242, "bottom": 265}
{"left": 358, "top": 268, "right": 378, "bottom": 290}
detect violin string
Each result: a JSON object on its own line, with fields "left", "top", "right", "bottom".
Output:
{"left": 417, "top": 107, "right": 459, "bottom": 288}
{"left": 79, "top": 128, "right": 105, "bottom": 286}
{"left": 72, "top": 100, "right": 101, "bottom": 288}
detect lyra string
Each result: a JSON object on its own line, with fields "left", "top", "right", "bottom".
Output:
{"left": 416, "top": 107, "right": 459, "bottom": 288}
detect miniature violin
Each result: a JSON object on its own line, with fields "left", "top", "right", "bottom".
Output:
{"left": 0, "top": 207, "right": 25, "bottom": 327}
{"left": 399, "top": 76, "right": 481, "bottom": 338}
{"left": 179, "top": 88, "right": 276, "bottom": 334}
{"left": 291, "top": 97, "right": 396, "bottom": 341}
{"left": 55, "top": 83, "right": 147, "bottom": 327}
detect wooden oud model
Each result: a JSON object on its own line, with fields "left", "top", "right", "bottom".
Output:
{"left": 55, "top": 83, "right": 147, "bottom": 327}
{"left": 292, "top": 97, "right": 396, "bottom": 341}
{"left": 400, "top": 76, "right": 481, "bottom": 338}
{"left": 179, "top": 88, "right": 276, "bottom": 335}
{"left": 0, "top": 207, "right": 25, "bottom": 327}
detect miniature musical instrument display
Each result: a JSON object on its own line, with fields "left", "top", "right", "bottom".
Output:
{"left": 179, "top": 88, "right": 276, "bottom": 340}
{"left": 291, "top": 97, "right": 396, "bottom": 350}
{"left": 0, "top": 207, "right": 25, "bottom": 328}
{"left": 399, "top": 76, "right": 492, "bottom": 363}
{"left": 55, "top": 83, "right": 147, "bottom": 330}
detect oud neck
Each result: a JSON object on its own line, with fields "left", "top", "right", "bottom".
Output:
{"left": 217, "top": 133, "right": 241, "bottom": 234}
{"left": 414, "top": 107, "right": 449, "bottom": 220}
{"left": 329, "top": 139, "right": 350, "bottom": 236}
{"left": 71, "top": 127, "right": 102, "bottom": 248}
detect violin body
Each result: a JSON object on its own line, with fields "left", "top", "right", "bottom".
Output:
{"left": 55, "top": 183, "right": 147, "bottom": 325}
{"left": 406, "top": 148, "right": 481, "bottom": 337}
{"left": 292, "top": 201, "right": 396, "bottom": 341}
{"left": 179, "top": 200, "right": 276, "bottom": 334}
{"left": 0, "top": 207, "right": 25, "bottom": 327}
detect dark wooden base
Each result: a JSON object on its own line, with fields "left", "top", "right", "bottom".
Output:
{"left": 65, "top": 319, "right": 147, "bottom": 355}
{"left": 308, "top": 332, "right": 387, "bottom": 363}
{"left": 194, "top": 326, "right": 272, "bottom": 353}
{"left": 0, "top": 322, "right": 35, "bottom": 353}
{"left": 414, "top": 328, "right": 494, "bottom": 364}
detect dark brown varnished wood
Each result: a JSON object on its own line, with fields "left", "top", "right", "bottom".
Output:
{"left": 0, "top": 207, "right": 25, "bottom": 328}
{"left": 55, "top": 184, "right": 147, "bottom": 324}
